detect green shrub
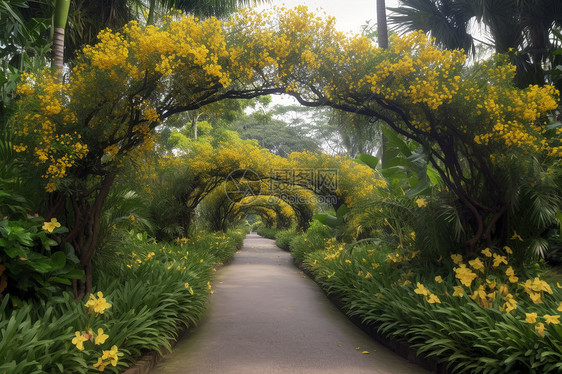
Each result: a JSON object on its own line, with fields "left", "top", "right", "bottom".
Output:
{"left": 274, "top": 230, "right": 297, "bottom": 251}
{"left": 0, "top": 229, "right": 248, "bottom": 373}
{"left": 289, "top": 221, "right": 332, "bottom": 264}
{"left": 256, "top": 226, "right": 277, "bottom": 239}
{"left": 293, "top": 236, "right": 562, "bottom": 373}
{"left": 0, "top": 217, "right": 84, "bottom": 301}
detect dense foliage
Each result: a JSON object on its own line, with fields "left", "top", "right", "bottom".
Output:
{"left": 1, "top": 3, "right": 561, "bottom": 373}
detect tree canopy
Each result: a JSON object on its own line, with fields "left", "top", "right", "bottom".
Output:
{"left": 11, "top": 6, "right": 561, "bottom": 293}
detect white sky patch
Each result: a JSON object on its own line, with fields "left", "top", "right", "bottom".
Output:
{"left": 252, "top": 0, "right": 400, "bottom": 35}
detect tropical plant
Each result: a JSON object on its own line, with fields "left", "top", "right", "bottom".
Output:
{"left": 389, "top": 0, "right": 562, "bottom": 87}
{"left": 11, "top": 7, "right": 560, "bottom": 295}
{"left": 0, "top": 216, "right": 83, "bottom": 300}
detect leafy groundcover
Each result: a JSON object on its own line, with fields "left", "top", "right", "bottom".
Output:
{"left": 0, "top": 229, "right": 247, "bottom": 373}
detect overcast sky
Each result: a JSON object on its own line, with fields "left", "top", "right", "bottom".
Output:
{"left": 254, "top": 0, "right": 401, "bottom": 35}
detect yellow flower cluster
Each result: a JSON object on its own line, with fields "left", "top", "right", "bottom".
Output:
{"left": 13, "top": 5, "right": 560, "bottom": 197}
{"left": 446, "top": 248, "right": 560, "bottom": 321}
{"left": 72, "top": 291, "right": 119, "bottom": 371}
{"left": 85, "top": 291, "right": 112, "bottom": 314}
{"left": 414, "top": 282, "right": 441, "bottom": 304}
{"left": 72, "top": 328, "right": 109, "bottom": 351}
{"left": 93, "top": 345, "right": 119, "bottom": 371}
{"left": 42, "top": 217, "right": 61, "bottom": 233}
{"left": 520, "top": 277, "right": 553, "bottom": 304}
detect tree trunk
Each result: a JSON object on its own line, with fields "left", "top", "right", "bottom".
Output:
{"left": 53, "top": 173, "right": 116, "bottom": 298}
{"left": 376, "top": 0, "right": 388, "bottom": 49}
{"left": 52, "top": 0, "right": 71, "bottom": 71}
{"left": 147, "top": 0, "right": 156, "bottom": 26}
{"left": 192, "top": 115, "right": 198, "bottom": 139}
{"left": 375, "top": 0, "right": 388, "bottom": 161}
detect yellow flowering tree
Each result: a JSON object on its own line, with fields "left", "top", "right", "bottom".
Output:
{"left": 12, "top": 6, "right": 561, "bottom": 293}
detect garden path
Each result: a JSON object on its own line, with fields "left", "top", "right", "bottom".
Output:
{"left": 150, "top": 233, "right": 428, "bottom": 374}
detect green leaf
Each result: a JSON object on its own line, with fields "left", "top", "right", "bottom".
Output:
{"left": 48, "top": 276, "right": 71, "bottom": 285}
{"left": 405, "top": 179, "right": 431, "bottom": 198}
{"left": 64, "top": 268, "right": 84, "bottom": 279}
{"left": 312, "top": 213, "right": 338, "bottom": 228}
{"left": 354, "top": 154, "right": 379, "bottom": 170}
{"left": 49, "top": 251, "right": 66, "bottom": 270}
{"left": 382, "top": 126, "right": 412, "bottom": 157}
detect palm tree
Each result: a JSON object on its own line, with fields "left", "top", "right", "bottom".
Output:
{"left": 388, "top": 0, "right": 475, "bottom": 55}
{"left": 146, "top": 0, "right": 265, "bottom": 24}
{"left": 388, "top": 0, "right": 562, "bottom": 87}
{"left": 53, "top": 0, "right": 70, "bottom": 71}
{"left": 377, "top": 0, "right": 388, "bottom": 48}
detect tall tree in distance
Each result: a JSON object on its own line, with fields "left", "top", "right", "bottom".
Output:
{"left": 52, "top": 0, "right": 70, "bottom": 70}
{"left": 145, "top": 0, "right": 268, "bottom": 25}
{"left": 388, "top": 0, "right": 562, "bottom": 87}
{"left": 375, "top": 0, "right": 388, "bottom": 162}
{"left": 377, "top": 0, "right": 388, "bottom": 48}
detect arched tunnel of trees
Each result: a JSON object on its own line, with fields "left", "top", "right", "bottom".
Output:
{"left": 10, "top": 6, "right": 560, "bottom": 293}
{"left": 3, "top": 3, "right": 562, "bottom": 372}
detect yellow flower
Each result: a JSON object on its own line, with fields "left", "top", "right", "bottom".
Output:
{"left": 415, "top": 198, "right": 428, "bottom": 208}
{"left": 72, "top": 331, "right": 88, "bottom": 351}
{"left": 452, "top": 286, "right": 464, "bottom": 297}
{"left": 468, "top": 257, "right": 484, "bottom": 272}
{"left": 505, "top": 266, "right": 518, "bottom": 283}
{"left": 526, "top": 312, "right": 538, "bottom": 323}
{"left": 510, "top": 230, "right": 523, "bottom": 241}
{"left": 426, "top": 293, "right": 441, "bottom": 304}
{"left": 42, "top": 218, "right": 61, "bottom": 233}
{"left": 101, "top": 345, "right": 119, "bottom": 366}
{"left": 543, "top": 314, "right": 560, "bottom": 325}
{"left": 535, "top": 322, "right": 545, "bottom": 337}
{"left": 414, "top": 282, "right": 430, "bottom": 296}
{"left": 434, "top": 276, "right": 443, "bottom": 283}
{"left": 481, "top": 248, "right": 492, "bottom": 257}
{"left": 84, "top": 291, "right": 112, "bottom": 314}
{"left": 503, "top": 246, "right": 513, "bottom": 255}
{"left": 95, "top": 328, "right": 109, "bottom": 345}
{"left": 185, "top": 283, "right": 194, "bottom": 295}
{"left": 492, "top": 253, "right": 507, "bottom": 268}
{"left": 450, "top": 253, "right": 463, "bottom": 264}
{"left": 558, "top": 302, "right": 562, "bottom": 312}
{"left": 454, "top": 264, "right": 478, "bottom": 288}
{"left": 520, "top": 277, "right": 553, "bottom": 304}
{"left": 471, "top": 285, "right": 487, "bottom": 302}
{"left": 502, "top": 294, "right": 517, "bottom": 313}
{"left": 365, "top": 272, "right": 372, "bottom": 280}
{"left": 93, "top": 357, "right": 107, "bottom": 372}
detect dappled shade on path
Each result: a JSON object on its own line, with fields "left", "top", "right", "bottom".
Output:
{"left": 151, "top": 233, "right": 428, "bottom": 373}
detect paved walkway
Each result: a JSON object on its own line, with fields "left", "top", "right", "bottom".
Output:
{"left": 151, "top": 233, "right": 428, "bottom": 374}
